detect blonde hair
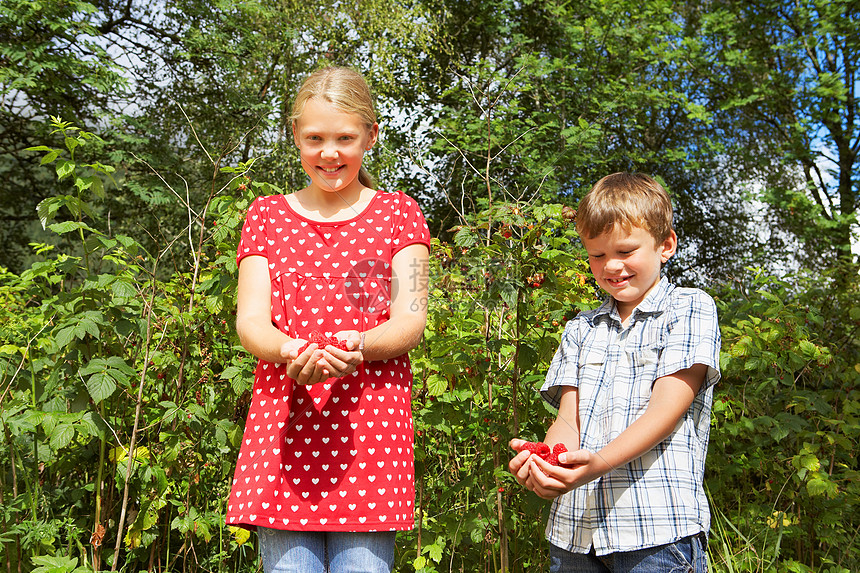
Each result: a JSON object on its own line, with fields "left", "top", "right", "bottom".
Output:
{"left": 290, "top": 66, "right": 377, "bottom": 189}
{"left": 576, "top": 172, "right": 674, "bottom": 243}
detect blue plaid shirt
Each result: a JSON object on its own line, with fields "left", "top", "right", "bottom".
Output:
{"left": 541, "top": 277, "right": 721, "bottom": 555}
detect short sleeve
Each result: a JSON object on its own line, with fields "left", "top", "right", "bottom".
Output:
{"left": 540, "top": 318, "right": 585, "bottom": 409}
{"left": 236, "top": 197, "right": 269, "bottom": 265}
{"left": 656, "top": 289, "right": 721, "bottom": 390}
{"left": 391, "top": 192, "right": 431, "bottom": 255}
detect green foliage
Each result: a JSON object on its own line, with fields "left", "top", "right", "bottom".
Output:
{"left": 420, "top": 0, "right": 759, "bottom": 284}
{"left": 3, "top": 0, "right": 860, "bottom": 567}
{"left": 404, "top": 201, "right": 594, "bottom": 571}
{"left": 708, "top": 269, "right": 860, "bottom": 572}
{"left": 1, "top": 119, "right": 264, "bottom": 572}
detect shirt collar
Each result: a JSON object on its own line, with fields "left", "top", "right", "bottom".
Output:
{"left": 589, "top": 276, "right": 673, "bottom": 326}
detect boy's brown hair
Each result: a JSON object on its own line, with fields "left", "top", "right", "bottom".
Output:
{"left": 575, "top": 172, "right": 674, "bottom": 243}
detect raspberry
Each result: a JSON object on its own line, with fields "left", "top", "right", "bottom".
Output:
{"left": 522, "top": 441, "right": 551, "bottom": 459}
{"left": 522, "top": 442, "right": 572, "bottom": 467}
{"left": 297, "top": 330, "right": 349, "bottom": 353}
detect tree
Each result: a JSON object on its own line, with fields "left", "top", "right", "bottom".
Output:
{"left": 700, "top": 0, "right": 860, "bottom": 269}
{"left": 0, "top": 0, "right": 434, "bottom": 274}
{"left": 0, "top": 0, "right": 127, "bottom": 271}
{"left": 411, "top": 0, "right": 758, "bottom": 284}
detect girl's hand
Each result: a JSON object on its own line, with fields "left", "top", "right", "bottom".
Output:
{"left": 284, "top": 341, "right": 330, "bottom": 385}
{"left": 317, "top": 330, "right": 364, "bottom": 379}
{"left": 280, "top": 338, "right": 308, "bottom": 362}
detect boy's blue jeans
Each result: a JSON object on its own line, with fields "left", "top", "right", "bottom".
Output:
{"left": 257, "top": 528, "right": 396, "bottom": 573}
{"left": 550, "top": 533, "right": 708, "bottom": 573}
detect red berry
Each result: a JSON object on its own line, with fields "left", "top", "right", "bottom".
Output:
{"left": 522, "top": 441, "right": 551, "bottom": 459}
{"left": 545, "top": 453, "right": 559, "bottom": 466}
{"left": 298, "top": 330, "right": 349, "bottom": 353}
{"left": 553, "top": 443, "right": 568, "bottom": 455}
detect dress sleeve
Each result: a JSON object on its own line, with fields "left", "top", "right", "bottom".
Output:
{"left": 391, "top": 192, "right": 431, "bottom": 255}
{"left": 236, "top": 197, "right": 269, "bottom": 265}
{"left": 656, "top": 289, "right": 721, "bottom": 390}
{"left": 540, "top": 318, "right": 585, "bottom": 409}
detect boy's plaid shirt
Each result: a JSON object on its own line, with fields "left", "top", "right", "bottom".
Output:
{"left": 541, "top": 277, "right": 721, "bottom": 555}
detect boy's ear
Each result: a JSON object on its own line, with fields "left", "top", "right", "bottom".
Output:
{"left": 292, "top": 120, "right": 299, "bottom": 147}
{"left": 660, "top": 230, "right": 678, "bottom": 263}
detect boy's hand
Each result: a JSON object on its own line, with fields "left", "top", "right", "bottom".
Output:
{"left": 507, "top": 439, "right": 535, "bottom": 487}
{"left": 510, "top": 438, "right": 604, "bottom": 500}
{"left": 525, "top": 449, "right": 604, "bottom": 500}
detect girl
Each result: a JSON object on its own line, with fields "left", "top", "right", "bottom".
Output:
{"left": 226, "top": 66, "right": 431, "bottom": 573}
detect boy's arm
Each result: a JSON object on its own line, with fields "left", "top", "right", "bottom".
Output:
{"left": 525, "top": 363, "right": 707, "bottom": 500}
{"left": 509, "top": 386, "right": 580, "bottom": 486}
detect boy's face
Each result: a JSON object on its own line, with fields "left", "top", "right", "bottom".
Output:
{"left": 582, "top": 224, "right": 677, "bottom": 320}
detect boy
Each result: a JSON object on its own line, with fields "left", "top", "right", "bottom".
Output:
{"left": 508, "top": 172, "right": 721, "bottom": 572}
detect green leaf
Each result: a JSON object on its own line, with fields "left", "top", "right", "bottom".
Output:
{"left": 205, "top": 294, "right": 223, "bottom": 314}
{"left": 220, "top": 366, "right": 243, "bottom": 380}
{"left": 48, "top": 221, "right": 96, "bottom": 235}
{"left": 453, "top": 227, "right": 478, "bottom": 247}
{"left": 31, "top": 554, "right": 81, "bottom": 573}
{"left": 426, "top": 540, "right": 444, "bottom": 561}
{"left": 56, "top": 159, "right": 75, "bottom": 180}
{"left": 111, "top": 277, "right": 137, "bottom": 299}
{"left": 806, "top": 476, "right": 829, "bottom": 496}
{"left": 90, "top": 175, "right": 105, "bottom": 199}
{"left": 86, "top": 371, "right": 117, "bottom": 404}
{"left": 49, "top": 423, "right": 75, "bottom": 450}
{"left": 40, "top": 150, "right": 60, "bottom": 165}
{"left": 798, "top": 340, "right": 818, "bottom": 359}
{"left": 79, "top": 411, "right": 105, "bottom": 437}
{"left": 426, "top": 374, "right": 448, "bottom": 396}
{"left": 36, "top": 196, "right": 64, "bottom": 229}
{"left": 54, "top": 325, "right": 77, "bottom": 349}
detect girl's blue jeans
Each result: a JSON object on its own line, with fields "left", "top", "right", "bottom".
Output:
{"left": 257, "top": 528, "right": 396, "bottom": 573}
{"left": 550, "top": 533, "right": 708, "bottom": 573}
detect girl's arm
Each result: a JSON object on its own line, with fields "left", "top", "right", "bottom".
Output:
{"left": 236, "top": 255, "right": 329, "bottom": 384}
{"left": 363, "top": 242, "right": 430, "bottom": 360}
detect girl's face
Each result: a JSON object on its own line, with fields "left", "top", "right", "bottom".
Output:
{"left": 292, "top": 98, "right": 378, "bottom": 196}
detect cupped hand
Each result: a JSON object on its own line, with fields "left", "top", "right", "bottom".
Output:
{"left": 524, "top": 449, "right": 600, "bottom": 500}
{"left": 508, "top": 438, "right": 598, "bottom": 500}
{"left": 508, "top": 438, "right": 534, "bottom": 488}
{"left": 283, "top": 340, "right": 330, "bottom": 385}
{"left": 316, "top": 330, "right": 364, "bottom": 379}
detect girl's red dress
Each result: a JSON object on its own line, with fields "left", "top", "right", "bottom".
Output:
{"left": 226, "top": 190, "right": 430, "bottom": 532}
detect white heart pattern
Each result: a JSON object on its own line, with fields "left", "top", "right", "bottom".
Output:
{"left": 227, "top": 191, "right": 428, "bottom": 530}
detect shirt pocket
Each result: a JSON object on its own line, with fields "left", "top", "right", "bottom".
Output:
{"left": 577, "top": 346, "right": 607, "bottom": 388}
{"left": 628, "top": 347, "right": 659, "bottom": 368}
